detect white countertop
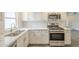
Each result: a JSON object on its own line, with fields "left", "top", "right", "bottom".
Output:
{"left": 59, "top": 26, "right": 71, "bottom": 30}
{"left": 0, "top": 29, "right": 28, "bottom": 47}
{"left": 22, "top": 28, "right": 49, "bottom": 30}
{"left": 0, "top": 27, "right": 70, "bottom": 47}
{"left": 0, "top": 28, "right": 48, "bottom": 47}
{"left": 0, "top": 37, "right": 16, "bottom": 47}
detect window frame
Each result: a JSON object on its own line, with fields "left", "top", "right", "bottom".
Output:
{"left": 4, "top": 12, "right": 16, "bottom": 31}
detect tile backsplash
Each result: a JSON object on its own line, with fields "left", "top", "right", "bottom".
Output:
{"left": 22, "top": 21, "right": 48, "bottom": 28}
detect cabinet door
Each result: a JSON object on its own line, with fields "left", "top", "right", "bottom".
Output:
{"left": 23, "top": 12, "right": 48, "bottom": 21}
{"left": 41, "top": 30, "right": 49, "bottom": 44}
{"left": 42, "top": 13, "right": 48, "bottom": 21}
{"left": 24, "top": 31, "right": 29, "bottom": 47}
{"left": 12, "top": 42, "right": 17, "bottom": 47}
{"left": 29, "top": 30, "right": 49, "bottom": 44}
{"left": 65, "top": 30, "right": 71, "bottom": 45}
{"left": 17, "top": 36, "right": 24, "bottom": 47}
{"left": 29, "top": 30, "right": 38, "bottom": 44}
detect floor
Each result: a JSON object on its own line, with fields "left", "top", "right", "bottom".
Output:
{"left": 29, "top": 44, "right": 49, "bottom": 47}
{"left": 29, "top": 30, "right": 79, "bottom": 47}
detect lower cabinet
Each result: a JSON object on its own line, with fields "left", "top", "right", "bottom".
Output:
{"left": 12, "top": 41, "right": 17, "bottom": 47}
{"left": 16, "top": 31, "right": 29, "bottom": 47}
{"left": 17, "top": 36, "right": 25, "bottom": 47}
{"left": 24, "top": 31, "right": 29, "bottom": 47}
{"left": 65, "top": 30, "right": 71, "bottom": 45}
{"left": 29, "top": 29, "right": 49, "bottom": 44}
{"left": 12, "top": 29, "right": 49, "bottom": 47}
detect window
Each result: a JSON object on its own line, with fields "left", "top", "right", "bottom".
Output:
{"left": 4, "top": 12, "right": 16, "bottom": 30}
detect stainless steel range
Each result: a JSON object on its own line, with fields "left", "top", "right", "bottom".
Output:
{"left": 48, "top": 25, "right": 65, "bottom": 46}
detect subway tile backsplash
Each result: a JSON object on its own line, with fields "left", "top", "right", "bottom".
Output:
{"left": 22, "top": 21, "right": 48, "bottom": 28}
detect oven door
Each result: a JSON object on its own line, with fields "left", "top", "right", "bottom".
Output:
{"left": 50, "top": 33, "right": 64, "bottom": 41}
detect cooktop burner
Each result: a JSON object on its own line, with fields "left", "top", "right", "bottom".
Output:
{"left": 48, "top": 26, "right": 64, "bottom": 30}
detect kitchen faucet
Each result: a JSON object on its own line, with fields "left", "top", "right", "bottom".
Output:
{"left": 10, "top": 23, "right": 17, "bottom": 32}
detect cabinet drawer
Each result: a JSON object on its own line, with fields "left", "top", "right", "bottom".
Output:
{"left": 50, "top": 41, "right": 64, "bottom": 46}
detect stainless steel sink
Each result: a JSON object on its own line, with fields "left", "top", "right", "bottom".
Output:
{"left": 5, "top": 30, "right": 25, "bottom": 37}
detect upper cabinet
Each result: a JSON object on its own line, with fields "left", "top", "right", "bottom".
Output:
{"left": 23, "top": 12, "right": 48, "bottom": 21}
{"left": 42, "top": 12, "right": 48, "bottom": 21}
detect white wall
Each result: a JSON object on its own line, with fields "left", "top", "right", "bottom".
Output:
{"left": 16, "top": 12, "right": 23, "bottom": 28}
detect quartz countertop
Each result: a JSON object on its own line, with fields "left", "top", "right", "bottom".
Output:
{"left": 22, "top": 28, "right": 49, "bottom": 30}
{"left": 0, "top": 37, "right": 16, "bottom": 47}
{"left": 0, "top": 28, "right": 48, "bottom": 47}
{"left": 0, "top": 27, "right": 70, "bottom": 47}
{"left": 59, "top": 26, "right": 71, "bottom": 30}
{"left": 0, "top": 29, "right": 28, "bottom": 47}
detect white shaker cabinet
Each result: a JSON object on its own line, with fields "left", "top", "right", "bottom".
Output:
{"left": 65, "top": 30, "right": 71, "bottom": 45}
{"left": 16, "top": 31, "right": 29, "bottom": 47}
{"left": 29, "top": 29, "right": 49, "bottom": 44}
{"left": 24, "top": 31, "right": 29, "bottom": 47}
{"left": 17, "top": 35, "right": 25, "bottom": 47}
{"left": 23, "top": 12, "right": 41, "bottom": 21}
{"left": 41, "top": 12, "right": 48, "bottom": 21}
{"left": 23, "top": 12, "right": 48, "bottom": 21}
{"left": 12, "top": 41, "right": 17, "bottom": 47}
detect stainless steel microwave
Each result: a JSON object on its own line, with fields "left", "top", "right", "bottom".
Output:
{"left": 48, "top": 14, "right": 61, "bottom": 19}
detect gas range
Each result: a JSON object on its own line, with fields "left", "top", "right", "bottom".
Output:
{"left": 48, "top": 26, "right": 65, "bottom": 46}
{"left": 49, "top": 26, "right": 64, "bottom": 30}
{"left": 48, "top": 26, "right": 64, "bottom": 33}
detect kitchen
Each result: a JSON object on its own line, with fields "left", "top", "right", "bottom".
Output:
{"left": 0, "top": 12, "right": 78, "bottom": 47}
